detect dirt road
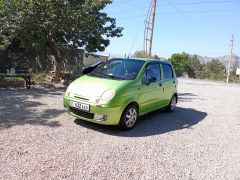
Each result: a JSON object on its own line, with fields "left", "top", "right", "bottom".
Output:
{"left": 0, "top": 79, "right": 240, "bottom": 179}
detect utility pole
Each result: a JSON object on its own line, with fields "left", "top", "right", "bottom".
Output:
{"left": 144, "top": 0, "right": 157, "bottom": 58}
{"left": 227, "top": 35, "right": 234, "bottom": 83}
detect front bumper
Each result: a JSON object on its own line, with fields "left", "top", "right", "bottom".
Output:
{"left": 63, "top": 95, "right": 123, "bottom": 125}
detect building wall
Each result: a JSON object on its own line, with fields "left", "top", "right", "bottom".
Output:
{"left": 83, "top": 53, "right": 109, "bottom": 67}
{"left": 0, "top": 48, "right": 108, "bottom": 74}
{"left": 62, "top": 50, "right": 84, "bottom": 74}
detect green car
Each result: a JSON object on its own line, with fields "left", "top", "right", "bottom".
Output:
{"left": 64, "top": 58, "right": 178, "bottom": 130}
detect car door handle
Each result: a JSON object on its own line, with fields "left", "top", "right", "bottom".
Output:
{"left": 173, "top": 81, "right": 175, "bottom": 84}
{"left": 159, "top": 82, "right": 163, "bottom": 87}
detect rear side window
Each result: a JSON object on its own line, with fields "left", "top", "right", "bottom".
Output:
{"left": 162, "top": 64, "right": 174, "bottom": 79}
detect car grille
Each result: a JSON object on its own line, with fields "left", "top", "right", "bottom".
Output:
{"left": 69, "top": 107, "right": 94, "bottom": 119}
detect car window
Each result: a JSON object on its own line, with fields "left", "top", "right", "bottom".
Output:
{"left": 142, "top": 63, "right": 161, "bottom": 84}
{"left": 162, "top": 63, "right": 174, "bottom": 80}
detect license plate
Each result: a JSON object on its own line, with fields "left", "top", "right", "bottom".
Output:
{"left": 70, "top": 101, "right": 90, "bottom": 112}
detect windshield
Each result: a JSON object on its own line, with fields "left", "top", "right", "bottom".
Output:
{"left": 89, "top": 59, "right": 145, "bottom": 80}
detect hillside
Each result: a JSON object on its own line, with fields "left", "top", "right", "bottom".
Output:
{"left": 191, "top": 54, "right": 240, "bottom": 68}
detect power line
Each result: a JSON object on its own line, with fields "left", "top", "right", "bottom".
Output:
{"left": 116, "top": 9, "right": 240, "bottom": 20}
{"left": 158, "top": 0, "right": 240, "bottom": 6}
{"left": 121, "top": 0, "right": 143, "bottom": 9}
{"left": 110, "top": 8, "right": 240, "bottom": 16}
{"left": 110, "top": 0, "right": 240, "bottom": 58}
{"left": 107, "top": 0, "right": 240, "bottom": 13}
{"left": 159, "top": 9, "right": 240, "bottom": 14}
{"left": 164, "top": 0, "right": 227, "bottom": 46}
{"left": 128, "top": 33, "right": 139, "bottom": 57}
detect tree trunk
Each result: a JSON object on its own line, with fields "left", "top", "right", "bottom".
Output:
{"left": 54, "top": 59, "right": 62, "bottom": 83}
{"left": 49, "top": 43, "right": 76, "bottom": 83}
{"left": 49, "top": 43, "right": 62, "bottom": 83}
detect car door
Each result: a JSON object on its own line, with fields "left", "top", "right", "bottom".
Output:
{"left": 139, "top": 62, "right": 164, "bottom": 114}
{"left": 161, "top": 63, "right": 177, "bottom": 105}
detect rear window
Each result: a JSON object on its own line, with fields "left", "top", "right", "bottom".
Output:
{"left": 162, "top": 64, "right": 174, "bottom": 79}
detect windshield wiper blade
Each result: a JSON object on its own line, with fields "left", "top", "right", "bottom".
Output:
{"left": 105, "top": 74, "right": 125, "bottom": 80}
{"left": 90, "top": 72, "right": 104, "bottom": 78}
{"left": 90, "top": 72, "right": 124, "bottom": 80}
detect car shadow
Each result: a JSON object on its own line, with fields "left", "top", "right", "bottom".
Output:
{"left": 178, "top": 93, "right": 205, "bottom": 102}
{"left": 74, "top": 107, "right": 207, "bottom": 137}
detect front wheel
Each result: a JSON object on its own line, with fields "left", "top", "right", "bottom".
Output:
{"left": 118, "top": 105, "right": 138, "bottom": 130}
{"left": 166, "top": 95, "right": 177, "bottom": 112}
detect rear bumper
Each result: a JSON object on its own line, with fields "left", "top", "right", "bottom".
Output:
{"left": 64, "top": 95, "right": 123, "bottom": 125}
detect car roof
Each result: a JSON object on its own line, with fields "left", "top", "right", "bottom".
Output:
{"left": 112, "top": 57, "right": 171, "bottom": 65}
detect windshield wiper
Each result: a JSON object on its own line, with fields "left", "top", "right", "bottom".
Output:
{"left": 89, "top": 72, "right": 104, "bottom": 78}
{"left": 90, "top": 72, "right": 125, "bottom": 80}
{"left": 104, "top": 74, "right": 125, "bottom": 80}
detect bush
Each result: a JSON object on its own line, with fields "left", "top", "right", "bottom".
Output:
{"left": 31, "top": 73, "right": 45, "bottom": 84}
{"left": 168, "top": 52, "right": 192, "bottom": 77}
{"left": 229, "top": 69, "right": 239, "bottom": 82}
{"left": 168, "top": 53, "right": 228, "bottom": 81}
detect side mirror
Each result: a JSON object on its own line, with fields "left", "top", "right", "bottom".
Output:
{"left": 142, "top": 75, "right": 157, "bottom": 85}
{"left": 148, "top": 76, "right": 157, "bottom": 83}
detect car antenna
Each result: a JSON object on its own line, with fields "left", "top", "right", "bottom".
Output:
{"left": 127, "top": 33, "right": 138, "bottom": 59}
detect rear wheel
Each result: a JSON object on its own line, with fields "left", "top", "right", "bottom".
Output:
{"left": 118, "top": 104, "right": 138, "bottom": 130}
{"left": 166, "top": 95, "right": 177, "bottom": 112}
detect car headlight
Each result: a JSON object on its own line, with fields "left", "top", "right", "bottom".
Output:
{"left": 101, "top": 89, "right": 116, "bottom": 101}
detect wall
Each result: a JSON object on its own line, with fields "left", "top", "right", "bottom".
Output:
{"left": 0, "top": 48, "right": 108, "bottom": 74}
{"left": 83, "top": 53, "right": 109, "bottom": 67}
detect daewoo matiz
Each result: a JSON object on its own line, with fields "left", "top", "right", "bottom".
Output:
{"left": 64, "top": 58, "right": 178, "bottom": 130}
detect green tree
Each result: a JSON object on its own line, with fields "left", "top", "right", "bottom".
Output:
{"left": 132, "top": 50, "right": 161, "bottom": 59}
{"left": 152, "top": 54, "right": 161, "bottom": 60}
{"left": 132, "top": 50, "right": 147, "bottom": 58}
{"left": 188, "top": 54, "right": 203, "bottom": 78}
{"left": 0, "top": 0, "right": 123, "bottom": 82}
{"left": 168, "top": 52, "right": 192, "bottom": 77}
{"left": 202, "top": 59, "right": 226, "bottom": 80}
{"left": 229, "top": 68, "right": 238, "bottom": 82}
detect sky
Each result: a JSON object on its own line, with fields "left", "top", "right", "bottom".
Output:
{"left": 103, "top": 0, "right": 240, "bottom": 58}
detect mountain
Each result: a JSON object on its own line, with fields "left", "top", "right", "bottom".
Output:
{"left": 190, "top": 54, "right": 240, "bottom": 69}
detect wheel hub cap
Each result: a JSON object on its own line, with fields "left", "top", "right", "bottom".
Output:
{"left": 171, "top": 97, "right": 177, "bottom": 110}
{"left": 125, "top": 108, "right": 137, "bottom": 128}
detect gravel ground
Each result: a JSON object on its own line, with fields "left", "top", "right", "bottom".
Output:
{"left": 0, "top": 78, "right": 240, "bottom": 179}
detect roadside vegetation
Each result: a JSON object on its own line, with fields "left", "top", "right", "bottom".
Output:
{"left": 168, "top": 52, "right": 238, "bottom": 82}
{"left": 132, "top": 50, "right": 162, "bottom": 60}
{"left": 133, "top": 51, "right": 239, "bottom": 83}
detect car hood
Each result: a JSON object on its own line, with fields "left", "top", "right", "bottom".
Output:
{"left": 70, "top": 75, "right": 127, "bottom": 98}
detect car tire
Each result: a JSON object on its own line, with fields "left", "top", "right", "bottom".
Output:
{"left": 118, "top": 104, "right": 138, "bottom": 130}
{"left": 166, "top": 95, "right": 177, "bottom": 112}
